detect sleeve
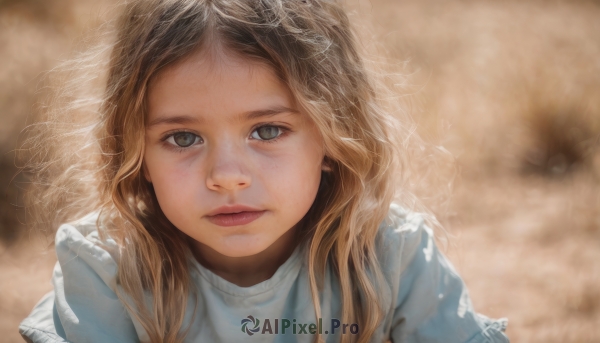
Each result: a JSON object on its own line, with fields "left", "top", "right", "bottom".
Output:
{"left": 18, "top": 291, "right": 68, "bottom": 343}
{"left": 19, "top": 222, "right": 142, "bottom": 343}
{"left": 385, "top": 209, "right": 509, "bottom": 343}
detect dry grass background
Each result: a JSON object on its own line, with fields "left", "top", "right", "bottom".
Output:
{"left": 1, "top": 0, "right": 599, "bottom": 342}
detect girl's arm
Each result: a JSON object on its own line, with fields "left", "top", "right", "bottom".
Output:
{"left": 19, "top": 291, "right": 68, "bottom": 343}
{"left": 383, "top": 208, "right": 509, "bottom": 342}
{"left": 19, "top": 219, "right": 142, "bottom": 343}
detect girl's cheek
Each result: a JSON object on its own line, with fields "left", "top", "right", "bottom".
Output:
{"left": 144, "top": 152, "right": 197, "bottom": 195}
{"left": 158, "top": 148, "right": 204, "bottom": 174}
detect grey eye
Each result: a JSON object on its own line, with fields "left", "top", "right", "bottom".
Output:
{"left": 251, "top": 126, "right": 281, "bottom": 140}
{"left": 170, "top": 132, "right": 201, "bottom": 147}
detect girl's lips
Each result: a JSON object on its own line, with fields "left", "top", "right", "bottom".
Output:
{"left": 206, "top": 211, "right": 266, "bottom": 227}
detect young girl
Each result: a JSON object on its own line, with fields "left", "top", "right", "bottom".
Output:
{"left": 19, "top": 0, "right": 509, "bottom": 342}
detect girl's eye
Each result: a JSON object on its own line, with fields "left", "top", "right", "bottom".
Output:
{"left": 167, "top": 132, "right": 202, "bottom": 147}
{"left": 251, "top": 126, "right": 282, "bottom": 141}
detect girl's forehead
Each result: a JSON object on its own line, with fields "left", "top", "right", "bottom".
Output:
{"left": 146, "top": 48, "right": 297, "bottom": 123}
{"left": 151, "top": 47, "right": 264, "bottom": 89}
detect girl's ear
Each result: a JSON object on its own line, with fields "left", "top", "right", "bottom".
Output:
{"left": 321, "top": 157, "right": 332, "bottom": 172}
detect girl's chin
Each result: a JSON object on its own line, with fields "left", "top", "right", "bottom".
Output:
{"left": 215, "top": 236, "right": 272, "bottom": 257}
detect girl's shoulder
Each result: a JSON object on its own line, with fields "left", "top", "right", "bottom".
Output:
{"left": 54, "top": 211, "right": 122, "bottom": 287}
{"left": 379, "top": 202, "right": 431, "bottom": 233}
{"left": 375, "top": 203, "right": 437, "bottom": 274}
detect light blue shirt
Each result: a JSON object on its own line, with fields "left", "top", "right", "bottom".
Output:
{"left": 19, "top": 204, "right": 509, "bottom": 342}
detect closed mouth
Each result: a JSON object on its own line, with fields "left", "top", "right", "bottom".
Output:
{"left": 206, "top": 210, "right": 266, "bottom": 227}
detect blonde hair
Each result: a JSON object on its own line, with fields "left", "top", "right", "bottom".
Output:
{"left": 21, "top": 0, "right": 451, "bottom": 342}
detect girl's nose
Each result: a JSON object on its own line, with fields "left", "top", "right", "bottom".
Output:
{"left": 206, "top": 144, "right": 251, "bottom": 192}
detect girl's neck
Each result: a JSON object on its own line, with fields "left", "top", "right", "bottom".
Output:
{"left": 190, "top": 225, "right": 301, "bottom": 287}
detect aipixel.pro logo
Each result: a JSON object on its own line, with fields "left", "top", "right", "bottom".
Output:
{"left": 240, "top": 316, "right": 359, "bottom": 336}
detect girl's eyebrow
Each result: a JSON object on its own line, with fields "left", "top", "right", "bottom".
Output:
{"left": 147, "top": 106, "right": 299, "bottom": 127}
{"left": 147, "top": 115, "right": 199, "bottom": 127}
{"left": 242, "top": 106, "right": 299, "bottom": 120}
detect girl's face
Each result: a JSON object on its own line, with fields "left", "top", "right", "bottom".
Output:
{"left": 144, "top": 48, "right": 325, "bottom": 258}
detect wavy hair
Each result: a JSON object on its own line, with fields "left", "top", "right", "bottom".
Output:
{"left": 20, "top": 0, "right": 453, "bottom": 342}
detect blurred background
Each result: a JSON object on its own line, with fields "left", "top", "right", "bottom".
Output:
{"left": 0, "top": 0, "right": 598, "bottom": 342}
